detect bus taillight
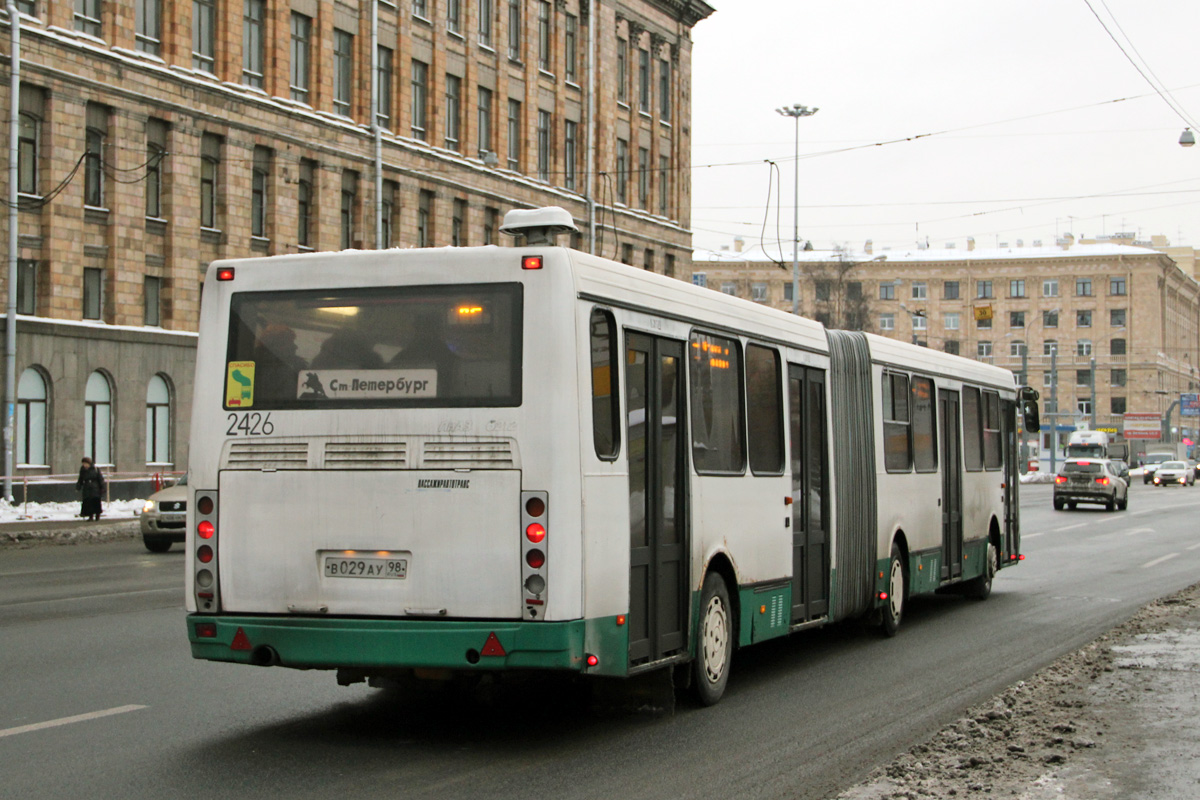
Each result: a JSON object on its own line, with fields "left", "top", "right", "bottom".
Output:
{"left": 525, "top": 523, "right": 546, "bottom": 543}
{"left": 520, "top": 491, "right": 549, "bottom": 619}
{"left": 193, "top": 490, "right": 220, "bottom": 613}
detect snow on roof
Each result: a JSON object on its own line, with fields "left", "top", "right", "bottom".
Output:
{"left": 692, "top": 241, "right": 1164, "bottom": 265}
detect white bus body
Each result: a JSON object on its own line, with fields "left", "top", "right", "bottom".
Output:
{"left": 186, "top": 224, "right": 1031, "bottom": 703}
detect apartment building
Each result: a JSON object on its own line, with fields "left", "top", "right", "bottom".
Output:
{"left": 0, "top": 0, "right": 714, "bottom": 486}
{"left": 692, "top": 237, "right": 1200, "bottom": 456}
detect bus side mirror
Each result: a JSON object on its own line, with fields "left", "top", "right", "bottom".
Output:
{"left": 1018, "top": 387, "right": 1041, "bottom": 434}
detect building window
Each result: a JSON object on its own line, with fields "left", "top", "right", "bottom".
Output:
{"left": 1110, "top": 275, "right": 1126, "bottom": 296}
{"left": 720, "top": 282, "right": 736, "bottom": 296}
{"left": 911, "top": 281, "right": 927, "bottom": 300}
{"left": 617, "top": 38, "right": 627, "bottom": 104}
{"left": 136, "top": 0, "right": 161, "bottom": 55}
{"left": 145, "top": 118, "right": 167, "bottom": 218}
{"left": 1010, "top": 340, "right": 1025, "bottom": 357}
{"left": 193, "top": 0, "right": 215, "bottom": 72}
{"left": 340, "top": 171, "right": 358, "bottom": 250}
{"left": 200, "top": 133, "right": 220, "bottom": 229}
{"left": 665, "top": 254, "right": 676, "bottom": 278}
{"left": 536, "top": 109, "right": 551, "bottom": 181}
{"left": 84, "top": 371, "right": 112, "bottom": 465}
{"left": 616, "top": 138, "right": 629, "bottom": 204}
{"left": 507, "top": 98, "right": 521, "bottom": 170}
{"left": 16, "top": 368, "right": 47, "bottom": 467}
{"left": 371, "top": 45, "right": 391, "bottom": 128}
{"left": 483, "top": 207, "right": 499, "bottom": 245}
{"left": 17, "top": 259, "right": 37, "bottom": 315}
{"left": 85, "top": 105, "right": 107, "bottom": 208}
{"left": 298, "top": 158, "right": 315, "bottom": 248}
{"left": 1076, "top": 369, "right": 1091, "bottom": 386}
{"left": 143, "top": 275, "right": 161, "bottom": 326}
{"left": 1010, "top": 310, "right": 1025, "bottom": 328}
{"left": 943, "top": 280, "right": 959, "bottom": 300}
{"left": 537, "top": 0, "right": 551, "bottom": 71}
{"left": 659, "top": 155, "right": 670, "bottom": 216}
{"left": 1043, "top": 309, "right": 1058, "bottom": 328}
{"left": 411, "top": 60, "right": 428, "bottom": 140}
{"left": 879, "top": 283, "right": 895, "bottom": 300}
{"left": 452, "top": 198, "right": 466, "bottom": 246}
{"left": 242, "top": 0, "right": 265, "bottom": 89}
{"left": 637, "top": 147, "right": 649, "bottom": 209}
{"left": 1077, "top": 339, "right": 1092, "bottom": 357}
{"left": 751, "top": 282, "right": 767, "bottom": 302}
{"left": 638, "top": 47, "right": 650, "bottom": 112}
{"left": 692, "top": 272, "right": 707, "bottom": 288}
{"left": 447, "top": 0, "right": 461, "bottom": 33}
{"left": 146, "top": 375, "right": 171, "bottom": 464}
{"left": 1075, "top": 277, "right": 1093, "bottom": 296}
{"left": 976, "top": 280, "right": 993, "bottom": 299}
{"left": 479, "top": 0, "right": 493, "bottom": 46}
{"left": 18, "top": 107, "right": 39, "bottom": 196}
{"left": 478, "top": 87, "right": 493, "bottom": 157}
{"left": 913, "top": 315, "right": 927, "bottom": 331}
{"left": 977, "top": 315, "right": 992, "bottom": 330}
{"left": 1110, "top": 369, "right": 1126, "bottom": 387}
{"left": 1043, "top": 278, "right": 1058, "bottom": 297}
{"left": 944, "top": 340, "right": 960, "bottom": 355}
{"left": 333, "top": 31, "right": 354, "bottom": 117}
{"left": 381, "top": 180, "right": 397, "bottom": 248}
{"left": 1077, "top": 309, "right": 1092, "bottom": 328}
{"left": 1043, "top": 339, "right": 1057, "bottom": 356}
{"left": 507, "top": 0, "right": 522, "bottom": 60}
{"left": 1008, "top": 279, "right": 1025, "bottom": 298}
{"left": 16, "top": 0, "right": 35, "bottom": 16}
{"left": 251, "top": 146, "right": 270, "bottom": 239}
{"left": 659, "top": 57, "right": 671, "bottom": 121}
{"left": 75, "top": 0, "right": 102, "bottom": 37}
{"left": 445, "top": 74, "right": 462, "bottom": 151}
{"left": 413, "top": 0, "right": 427, "bottom": 18}
{"left": 977, "top": 341, "right": 993, "bottom": 361}
{"left": 1110, "top": 308, "right": 1126, "bottom": 327}
{"left": 1110, "top": 337, "right": 1126, "bottom": 356}
{"left": 417, "top": 189, "right": 433, "bottom": 247}
{"left": 1111, "top": 396, "right": 1126, "bottom": 415}
{"left": 944, "top": 312, "right": 959, "bottom": 330}
{"left": 879, "top": 313, "right": 895, "bottom": 330}
{"left": 564, "top": 120, "right": 577, "bottom": 191}
{"left": 1076, "top": 398, "right": 1091, "bottom": 416}
{"left": 565, "top": 14, "right": 578, "bottom": 83}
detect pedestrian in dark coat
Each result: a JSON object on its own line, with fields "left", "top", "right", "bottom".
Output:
{"left": 76, "top": 457, "right": 105, "bottom": 521}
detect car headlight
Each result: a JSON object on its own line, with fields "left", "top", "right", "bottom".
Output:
{"left": 143, "top": 500, "right": 156, "bottom": 513}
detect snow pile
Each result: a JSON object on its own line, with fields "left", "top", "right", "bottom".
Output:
{"left": 0, "top": 498, "right": 145, "bottom": 523}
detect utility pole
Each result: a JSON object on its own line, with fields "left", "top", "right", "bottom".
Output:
{"left": 1089, "top": 356, "right": 1096, "bottom": 430}
{"left": 775, "top": 103, "right": 817, "bottom": 315}
{"left": 1049, "top": 347, "right": 1058, "bottom": 473}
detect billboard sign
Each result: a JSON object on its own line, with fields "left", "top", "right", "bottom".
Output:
{"left": 1123, "top": 412, "right": 1161, "bottom": 440}
{"left": 1182, "top": 393, "right": 1199, "bottom": 418}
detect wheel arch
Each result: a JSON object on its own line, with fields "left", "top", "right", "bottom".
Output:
{"left": 702, "top": 551, "right": 740, "bottom": 648}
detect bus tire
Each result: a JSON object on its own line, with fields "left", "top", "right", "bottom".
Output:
{"left": 692, "top": 571, "right": 733, "bottom": 706}
{"left": 881, "top": 542, "right": 907, "bottom": 637}
{"left": 964, "top": 541, "right": 997, "bottom": 600}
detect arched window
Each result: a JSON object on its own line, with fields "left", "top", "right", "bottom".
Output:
{"left": 85, "top": 371, "right": 112, "bottom": 465}
{"left": 146, "top": 375, "right": 171, "bottom": 464}
{"left": 16, "top": 367, "right": 48, "bottom": 466}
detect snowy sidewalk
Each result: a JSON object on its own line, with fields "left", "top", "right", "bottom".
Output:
{"left": 0, "top": 499, "right": 145, "bottom": 547}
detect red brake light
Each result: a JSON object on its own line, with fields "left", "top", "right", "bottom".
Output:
{"left": 586, "top": 654, "right": 599, "bottom": 667}
{"left": 197, "top": 496, "right": 214, "bottom": 515}
{"left": 197, "top": 545, "right": 213, "bottom": 563}
{"left": 522, "top": 255, "right": 543, "bottom": 270}
{"left": 1055, "top": 475, "right": 1067, "bottom": 484}
{"left": 1095, "top": 477, "right": 1109, "bottom": 486}
{"left": 526, "top": 549, "right": 545, "bottom": 569}
{"left": 526, "top": 523, "right": 546, "bottom": 543}
{"left": 216, "top": 267, "right": 235, "bottom": 281}
{"left": 525, "top": 497, "right": 545, "bottom": 517}
{"left": 198, "top": 520, "right": 215, "bottom": 539}
{"left": 195, "top": 622, "right": 217, "bottom": 638}
{"left": 1075, "top": 461, "right": 1089, "bottom": 466}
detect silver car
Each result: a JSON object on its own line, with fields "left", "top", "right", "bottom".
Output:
{"left": 1054, "top": 458, "right": 1128, "bottom": 511}
{"left": 140, "top": 475, "right": 187, "bottom": 552}
{"left": 1152, "top": 461, "right": 1196, "bottom": 487}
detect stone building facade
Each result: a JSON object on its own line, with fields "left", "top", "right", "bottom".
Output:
{"left": 692, "top": 238, "right": 1200, "bottom": 459}
{"left": 0, "top": 0, "right": 714, "bottom": 487}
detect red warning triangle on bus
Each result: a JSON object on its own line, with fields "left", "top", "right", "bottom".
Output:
{"left": 231, "top": 627, "right": 252, "bottom": 651}
{"left": 480, "top": 632, "right": 506, "bottom": 657}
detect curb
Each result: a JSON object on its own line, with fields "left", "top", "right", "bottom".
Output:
{"left": 0, "top": 521, "right": 139, "bottom": 549}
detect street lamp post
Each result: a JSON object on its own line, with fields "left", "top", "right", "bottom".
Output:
{"left": 776, "top": 103, "right": 818, "bottom": 315}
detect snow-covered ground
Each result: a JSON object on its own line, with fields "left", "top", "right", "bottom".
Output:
{"left": 0, "top": 498, "right": 145, "bottom": 523}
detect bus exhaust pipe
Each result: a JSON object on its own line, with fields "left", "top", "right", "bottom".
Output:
{"left": 250, "top": 645, "right": 280, "bottom": 667}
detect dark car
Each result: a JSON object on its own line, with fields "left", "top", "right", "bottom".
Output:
{"left": 1054, "top": 459, "right": 1128, "bottom": 511}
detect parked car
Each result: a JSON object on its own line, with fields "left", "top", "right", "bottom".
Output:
{"left": 140, "top": 475, "right": 187, "bottom": 552}
{"left": 1152, "top": 461, "right": 1196, "bottom": 488}
{"left": 1141, "top": 452, "right": 1176, "bottom": 484}
{"left": 1054, "top": 458, "right": 1128, "bottom": 511}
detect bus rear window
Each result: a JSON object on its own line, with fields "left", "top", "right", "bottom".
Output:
{"left": 224, "top": 283, "right": 522, "bottom": 409}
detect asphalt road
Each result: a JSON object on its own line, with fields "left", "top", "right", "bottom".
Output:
{"left": 3, "top": 482, "right": 1200, "bottom": 800}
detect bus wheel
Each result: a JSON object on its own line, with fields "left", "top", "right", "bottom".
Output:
{"left": 964, "top": 541, "right": 997, "bottom": 600}
{"left": 692, "top": 572, "right": 733, "bottom": 706}
{"left": 881, "top": 543, "right": 907, "bottom": 637}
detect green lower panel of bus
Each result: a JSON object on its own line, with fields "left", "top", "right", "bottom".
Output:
{"left": 187, "top": 614, "right": 630, "bottom": 677}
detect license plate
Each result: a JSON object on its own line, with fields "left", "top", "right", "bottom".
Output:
{"left": 159, "top": 512, "right": 185, "bottom": 522}
{"left": 323, "top": 554, "right": 409, "bottom": 580}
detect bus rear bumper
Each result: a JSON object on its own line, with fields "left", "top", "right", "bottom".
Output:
{"left": 187, "top": 614, "right": 627, "bottom": 675}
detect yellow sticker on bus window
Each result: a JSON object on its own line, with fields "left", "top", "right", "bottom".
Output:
{"left": 226, "top": 361, "right": 256, "bottom": 407}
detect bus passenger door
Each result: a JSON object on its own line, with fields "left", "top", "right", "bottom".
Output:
{"left": 626, "top": 333, "right": 688, "bottom": 666}
{"left": 1001, "top": 399, "right": 1020, "bottom": 557}
{"left": 788, "top": 365, "right": 830, "bottom": 623}
{"left": 939, "top": 390, "right": 963, "bottom": 580}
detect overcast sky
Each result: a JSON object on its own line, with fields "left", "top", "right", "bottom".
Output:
{"left": 689, "top": 0, "right": 1200, "bottom": 255}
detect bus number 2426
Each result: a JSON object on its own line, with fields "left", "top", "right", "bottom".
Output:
{"left": 226, "top": 413, "right": 275, "bottom": 437}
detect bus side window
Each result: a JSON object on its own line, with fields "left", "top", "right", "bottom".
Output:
{"left": 962, "top": 386, "right": 984, "bottom": 471}
{"left": 982, "top": 390, "right": 1001, "bottom": 470}
{"left": 882, "top": 372, "right": 912, "bottom": 472}
{"left": 746, "top": 344, "right": 784, "bottom": 475}
{"left": 688, "top": 331, "right": 745, "bottom": 475}
{"left": 590, "top": 309, "right": 620, "bottom": 459}
{"left": 911, "top": 376, "right": 938, "bottom": 473}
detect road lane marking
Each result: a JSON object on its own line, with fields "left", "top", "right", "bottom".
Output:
{"left": 1141, "top": 553, "right": 1179, "bottom": 569}
{"left": 1023, "top": 532, "right": 1045, "bottom": 539}
{"left": 1187, "top": 542, "right": 1200, "bottom": 551}
{"left": 1054, "top": 523, "right": 1088, "bottom": 532}
{"left": 0, "top": 705, "right": 146, "bottom": 739}
{"left": 1123, "top": 528, "right": 1156, "bottom": 536}
{"left": 0, "top": 587, "right": 180, "bottom": 609}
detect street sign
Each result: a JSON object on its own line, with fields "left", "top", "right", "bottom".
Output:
{"left": 1182, "top": 393, "right": 1199, "bottom": 418}
{"left": 1123, "top": 412, "right": 1161, "bottom": 440}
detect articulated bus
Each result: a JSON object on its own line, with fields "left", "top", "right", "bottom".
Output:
{"left": 186, "top": 208, "right": 1040, "bottom": 705}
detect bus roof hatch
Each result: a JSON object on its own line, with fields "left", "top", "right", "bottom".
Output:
{"left": 500, "top": 207, "right": 579, "bottom": 245}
